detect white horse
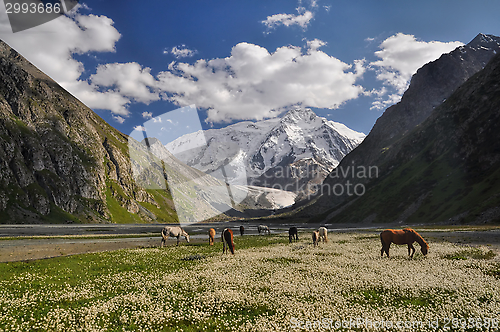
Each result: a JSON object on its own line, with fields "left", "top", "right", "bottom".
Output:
{"left": 161, "top": 226, "right": 190, "bottom": 247}
{"left": 258, "top": 225, "right": 270, "bottom": 235}
{"left": 318, "top": 227, "right": 328, "bottom": 243}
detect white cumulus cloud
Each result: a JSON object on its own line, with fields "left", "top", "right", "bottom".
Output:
{"left": 113, "top": 115, "right": 125, "bottom": 124}
{"left": 370, "top": 33, "right": 463, "bottom": 109}
{"left": 169, "top": 45, "right": 197, "bottom": 59}
{"left": 262, "top": 7, "right": 314, "bottom": 30}
{"left": 133, "top": 125, "right": 147, "bottom": 131}
{"left": 90, "top": 62, "right": 159, "bottom": 104}
{"left": 0, "top": 6, "right": 157, "bottom": 120}
{"left": 156, "top": 40, "right": 365, "bottom": 123}
{"left": 0, "top": 7, "right": 129, "bottom": 115}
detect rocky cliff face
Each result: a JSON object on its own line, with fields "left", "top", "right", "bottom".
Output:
{"left": 305, "top": 34, "right": 500, "bottom": 225}
{"left": 0, "top": 40, "right": 176, "bottom": 223}
{"left": 344, "top": 33, "right": 500, "bottom": 169}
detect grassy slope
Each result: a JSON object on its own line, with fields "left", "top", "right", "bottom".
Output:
{"left": 315, "top": 55, "right": 500, "bottom": 225}
{"left": 0, "top": 41, "right": 179, "bottom": 224}
{"left": 326, "top": 149, "right": 500, "bottom": 225}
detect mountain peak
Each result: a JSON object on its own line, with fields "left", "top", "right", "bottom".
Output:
{"left": 466, "top": 33, "right": 500, "bottom": 51}
{"left": 281, "top": 108, "right": 318, "bottom": 124}
{"left": 166, "top": 108, "right": 365, "bottom": 193}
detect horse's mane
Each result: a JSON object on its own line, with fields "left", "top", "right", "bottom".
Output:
{"left": 404, "top": 228, "right": 429, "bottom": 249}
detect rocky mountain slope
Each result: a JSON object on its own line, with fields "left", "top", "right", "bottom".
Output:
{"left": 166, "top": 108, "right": 365, "bottom": 198}
{"left": 0, "top": 40, "right": 179, "bottom": 224}
{"left": 0, "top": 39, "right": 297, "bottom": 224}
{"left": 306, "top": 33, "right": 500, "bottom": 224}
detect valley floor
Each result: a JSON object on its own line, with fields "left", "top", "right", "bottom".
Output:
{"left": 0, "top": 228, "right": 499, "bottom": 331}
{"left": 1, "top": 224, "right": 499, "bottom": 263}
{"left": 0, "top": 227, "right": 500, "bottom": 332}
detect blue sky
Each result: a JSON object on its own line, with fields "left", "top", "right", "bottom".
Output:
{"left": 1, "top": 0, "right": 500, "bottom": 144}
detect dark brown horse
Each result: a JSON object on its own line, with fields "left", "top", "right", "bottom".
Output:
{"left": 222, "top": 228, "right": 235, "bottom": 254}
{"left": 380, "top": 228, "right": 429, "bottom": 258}
{"left": 289, "top": 227, "right": 298, "bottom": 243}
{"left": 240, "top": 225, "right": 244, "bottom": 237}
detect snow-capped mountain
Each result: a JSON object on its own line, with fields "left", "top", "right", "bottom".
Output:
{"left": 137, "top": 137, "right": 297, "bottom": 223}
{"left": 165, "top": 109, "right": 365, "bottom": 196}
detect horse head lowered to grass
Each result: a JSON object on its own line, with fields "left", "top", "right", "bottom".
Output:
{"left": 318, "top": 227, "right": 328, "bottom": 243}
{"left": 258, "top": 225, "right": 270, "bottom": 235}
{"left": 289, "top": 227, "right": 298, "bottom": 243}
{"left": 380, "top": 228, "right": 429, "bottom": 258}
{"left": 222, "top": 228, "right": 235, "bottom": 255}
{"left": 161, "top": 226, "right": 190, "bottom": 247}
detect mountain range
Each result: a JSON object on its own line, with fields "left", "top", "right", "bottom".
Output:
{"left": 136, "top": 137, "right": 297, "bottom": 222}
{"left": 1, "top": 32, "right": 500, "bottom": 226}
{"left": 166, "top": 108, "right": 365, "bottom": 198}
{"left": 303, "top": 33, "right": 500, "bottom": 225}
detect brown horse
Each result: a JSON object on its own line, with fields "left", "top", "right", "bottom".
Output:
{"left": 222, "top": 228, "right": 235, "bottom": 254}
{"left": 312, "top": 230, "right": 320, "bottom": 247}
{"left": 240, "top": 225, "right": 244, "bottom": 237}
{"left": 209, "top": 228, "right": 216, "bottom": 246}
{"left": 380, "top": 228, "right": 429, "bottom": 258}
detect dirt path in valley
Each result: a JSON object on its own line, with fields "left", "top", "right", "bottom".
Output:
{"left": 0, "top": 236, "right": 212, "bottom": 262}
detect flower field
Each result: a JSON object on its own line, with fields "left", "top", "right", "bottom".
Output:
{"left": 0, "top": 231, "right": 499, "bottom": 331}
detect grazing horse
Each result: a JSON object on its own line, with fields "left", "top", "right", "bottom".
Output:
{"left": 161, "top": 226, "right": 190, "bottom": 247}
{"left": 240, "top": 225, "right": 245, "bottom": 237}
{"left": 318, "top": 227, "right": 328, "bottom": 243}
{"left": 380, "top": 228, "right": 429, "bottom": 258}
{"left": 289, "top": 227, "right": 299, "bottom": 243}
{"left": 222, "top": 228, "right": 235, "bottom": 254}
{"left": 258, "top": 225, "right": 271, "bottom": 235}
{"left": 209, "top": 228, "right": 216, "bottom": 246}
{"left": 312, "top": 230, "right": 320, "bottom": 247}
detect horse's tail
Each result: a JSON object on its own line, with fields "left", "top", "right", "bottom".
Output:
{"left": 324, "top": 229, "right": 328, "bottom": 243}
{"left": 380, "top": 231, "right": 387, "bottom": 247}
